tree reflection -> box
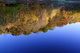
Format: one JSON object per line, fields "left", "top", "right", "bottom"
{"left": 0, "top": 2, "right": 80, "bottom": 36}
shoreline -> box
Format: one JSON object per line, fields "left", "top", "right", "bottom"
{"left": 0, "top": 1, "right": 80, "bottom": 4}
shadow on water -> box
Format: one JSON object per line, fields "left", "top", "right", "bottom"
{"left": 0, "top": 1, "right": 80, "bottom": 36}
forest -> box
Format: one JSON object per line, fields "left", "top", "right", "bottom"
{"left": 0, "top": 1, "right": 80, "bottom": 36}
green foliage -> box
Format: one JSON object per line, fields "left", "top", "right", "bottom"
{"left": 9, "top": 27, "right": 23, "bottom": 36}
{"left": 0, "top": 2, "right": 80, "bottom": 36}
{"left": 24, "top": 31, "right": 31, "bottom": 35}
{"left": 41, "top": 27, "right": 48, "bottom": 33}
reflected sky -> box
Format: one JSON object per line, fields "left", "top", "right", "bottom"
{"left": 0, "top": 23, "right": 80, "bottom": 53}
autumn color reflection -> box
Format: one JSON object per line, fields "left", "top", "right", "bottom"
{"left": 0, "top": 2, "right": 80, "bottom": 36}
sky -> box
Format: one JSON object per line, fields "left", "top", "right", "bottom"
{"left": 0, "top": 22, "right": 80, "bottom": 53}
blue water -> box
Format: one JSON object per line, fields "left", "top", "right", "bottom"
{"left": 0, "top": 22, "right": 80, "bottom": 53}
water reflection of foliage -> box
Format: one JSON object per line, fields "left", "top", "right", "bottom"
{"left": 0, "top": 3, "right": 80, "bottom": 36}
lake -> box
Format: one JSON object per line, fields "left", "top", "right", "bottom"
{"left": 0, "top": 1, "right": 80, "bottom": 53}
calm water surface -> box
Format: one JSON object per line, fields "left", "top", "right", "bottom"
{"left": 0, "top": 1, "right": 80, "bottom": 53}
